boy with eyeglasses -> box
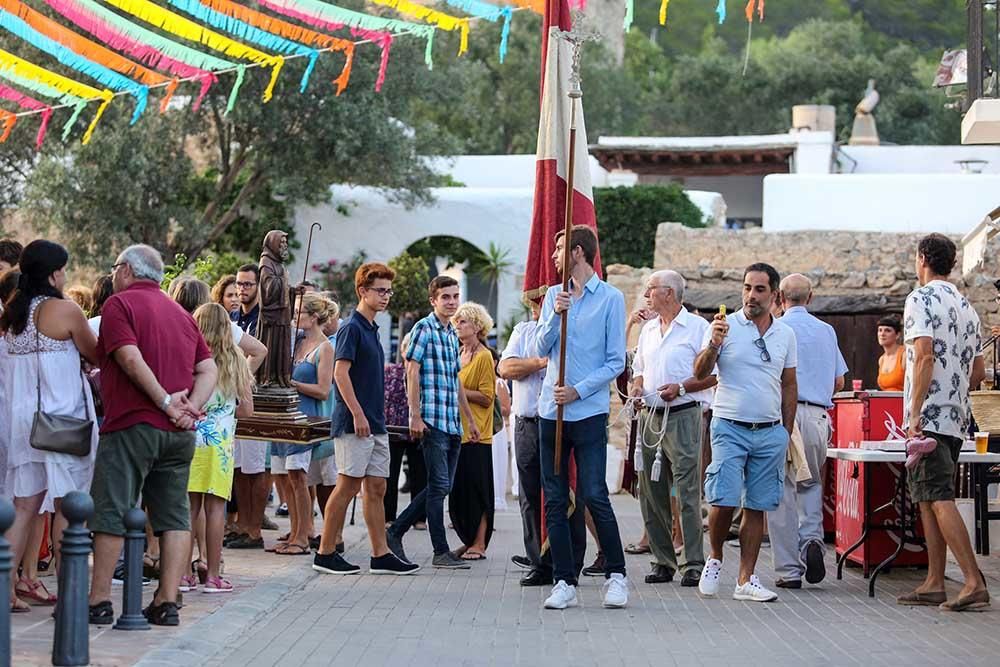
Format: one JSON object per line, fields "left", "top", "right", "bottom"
{"left": 693, "top": 262, "right": 798, "bottom": 603}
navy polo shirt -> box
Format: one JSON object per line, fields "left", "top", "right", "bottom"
{"left": 330, "top": 310, "right": 386, "bottom": 437}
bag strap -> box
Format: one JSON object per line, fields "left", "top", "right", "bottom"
{"left": 33, "top": 298, "right": 92, "bottom": 422}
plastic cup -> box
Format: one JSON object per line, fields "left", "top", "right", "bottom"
{"left": 852, "top": 379, "right": 863, "bottom": 391}
{"left": 975, "top": 432, "right": 990, "bottom": 455}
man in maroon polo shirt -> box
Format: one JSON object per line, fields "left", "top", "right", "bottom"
{"left": 87, "top": 244, "right": 218, "bottom": 627}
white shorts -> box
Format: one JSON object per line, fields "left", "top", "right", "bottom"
{"left": 234, "top": 440, "right": 268, "bottom": 475}
{"left": 307, "top": 454, "right": 339, "bottom": 486}
{"left": 271, "top": 450, "right": 312, "bottom": 474}
{"left": 334, "top": 433, "right": 390, "bottom": 479}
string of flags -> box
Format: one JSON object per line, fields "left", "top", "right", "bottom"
{"left": 0, "top": 1, "right": 764, "bottom": 148}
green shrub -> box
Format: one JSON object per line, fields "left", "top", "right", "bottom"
{"left": 594, "top": 185, "right": 706, "bottom": 268}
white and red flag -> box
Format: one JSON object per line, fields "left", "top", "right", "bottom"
{"left": 522, "top": 0, "right": 600, "bottom": 303}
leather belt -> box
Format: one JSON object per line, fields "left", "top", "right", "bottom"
{"left": 798, "top": 401, "right": 829, "bottom": 410}
{"left": 720, "top": 417, "right": 782, "bottom": 431}
{"left": 647, "top": 401, "right": 700, "bottom": 416}
{"left": 517, "top": 416, "right": 539, "bottom": 423}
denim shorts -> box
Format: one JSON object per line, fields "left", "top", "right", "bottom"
{"left": 704, "top": 417, "right": 789, "bottom": 512}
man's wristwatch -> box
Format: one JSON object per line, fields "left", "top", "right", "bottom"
{"left": 160, "top": 394, "right": 172, "bottom": 412}
{"left": 677, "top": 384, "right": 687, "bottom": 397}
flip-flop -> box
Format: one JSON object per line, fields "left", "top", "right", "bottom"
{"left": 274, "top": 544, "right": 311, "bottom": 556}
{"left": 461, "top": 550, "right": 487, "bottom": 561}
{"left": 15, "top": 578, "right": 56, "bottom": 605}
{"left": 276, "top": 532, "right": 291, "bottom": 543}
{"left": 624, "top": 543, "right": 651, "bottom": 555}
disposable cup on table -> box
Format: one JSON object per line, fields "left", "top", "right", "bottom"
{"left": 975, "top": 431, "right": 990, "bottom": 455}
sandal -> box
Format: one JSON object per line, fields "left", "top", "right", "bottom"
{"left": 227, "top": 535, "right": 265, "bottom": 550}
{"left": 276, "top": 532, "right": 291, "bottom": 543}
{"left": 192, "top": 559, "right": 208, "bottom": 585}
{"left": 624, "top": 543, "right": 651, "bottom": 555}
{"left": 11, "top": 596, "right": 31, "bottom": 614}
{"left": 16, "top": 577, "right": 57, "bottom": 605}
{"left": 143, "top": 599, "right": 179, "bottom": 626}
{"left": 274, "top": 543, "right": 311, "bottom": 556}
{"left": 461, "top": 550, "right": 487, "bottom": 561}
{"left": 143, "top": 555, "right": 160, "bottom": 580}
{"left": 88, "top": 600, "right": 114, "bottom": 625}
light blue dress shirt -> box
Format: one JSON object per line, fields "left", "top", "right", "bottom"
{"left": 535, "top": 272, "right": 626, "bottom": 421}
{"left": 780, "top": 306, "right": 848, "bottom": 407}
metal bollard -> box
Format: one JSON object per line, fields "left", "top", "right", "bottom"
{"left": 114, "top": 508, "right": 149, "bottom": 631}
{"left": 0, "top": 498, "right": 15, "bottom": 667}
{"left": 52, "top": 491, "right": 93, "bottom": 667}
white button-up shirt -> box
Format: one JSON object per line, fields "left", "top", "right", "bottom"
{"left": 632, "top": 308, "right": 714, "bottom": 409}
{"left": 705, "top": 308, "right": 797, "bottom": 422}
{"left": 501, "top": 320, "right": 545, "bottom": 418}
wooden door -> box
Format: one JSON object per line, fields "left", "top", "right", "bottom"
{"left": 816, "top": 313, "right": 896, "bottom": 391}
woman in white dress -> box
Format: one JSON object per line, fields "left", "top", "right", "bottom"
{"left": 0, "top": 240, "right": 98, "bottom": 612}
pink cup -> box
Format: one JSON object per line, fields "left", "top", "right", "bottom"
{"left": 852, "top": 379, "right": 863, "bottom": 391}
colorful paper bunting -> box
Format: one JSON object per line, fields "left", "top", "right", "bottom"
{"left": 441, "top": 0, "right": 511, "bottom": 62}
{"left": 198, "top": 0, "right": 355, "bottom": 94}
{"left": 659, "top": 0, "right": 669, "bottom": 25}
{"left": 716, "top": 0, "right": 726, "bottom": 23}
{"left": 0, "top": 10, "right": 149, "bottom": 122}
{"left": 745, "top": 0, "right": 764, "bottom": 22}
{"left": 0, "top": 68, "right": 89, "bottom": 140}
{"left": 623, "top": 0, "right": 633, "bottom": 31}
{"left": 0, "top": 47, "right": 112, "bottom": 143}
{"left": 99, "top": 0, "right": 284, "bottom": 102}
{"left": 0, "top": 83, "right": 52, "bottom": 147}
{"left": 0, "top": 108, "right": 16, "bottom": 142}
{"left": 370, "top": 0, "right": 469, "bottom": 56}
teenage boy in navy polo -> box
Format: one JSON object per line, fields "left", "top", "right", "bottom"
{"left": 313, "top": 263, "right": 418, "bottom": 575}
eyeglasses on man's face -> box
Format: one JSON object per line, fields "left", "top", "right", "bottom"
{"left": 754, "top": 337, "right": 771, "bottom": 363}
{"left": 366, "top": 287, "right": 394, "bottom": 297}
{"left": 236, "top": 281, "right": 257, "bottom": 289}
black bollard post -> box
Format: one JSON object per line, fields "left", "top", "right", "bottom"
{"left": 0, "top": 498, "right": 15, "bottom": 667}
{"left": 52, "top": 491, "right": 93, "bottom": 667}
{"left": 114, "top": 508, "right": 149, "bottom": 631}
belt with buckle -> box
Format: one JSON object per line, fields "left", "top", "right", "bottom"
{"left": 518, "top": 416, "right": 539, "bottom": 423}
{"left": 721, "top": 418, "right": 782, "bottom": 431}
{"left": 647, "top": 401, "right": 700, "bottom": 416}
{"left": 797, "top": 401, "right": 829, "bottom": 410}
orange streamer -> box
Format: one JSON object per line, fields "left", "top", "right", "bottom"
{"left": 0, "top": 108, "right": 15, "bottom": 142}
{"left": 510, "top": 0, "right": 544, "bottom": 14}
{"left": 198, "top": 0, "right": 355, "bottom": 94}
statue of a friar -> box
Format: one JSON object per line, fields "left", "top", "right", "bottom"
{"left": 256, "top": 230, "right": 298, "bottom": 388}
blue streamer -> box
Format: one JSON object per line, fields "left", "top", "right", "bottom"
{"left": 166, "top": 0, "right": 319, "bottom": 91}
{"left": 441, "top": 0, "right": 510, "bottom": 62}
{"left": 0, "top": 10, "right": 147, "bottom": 123}
{"left": 716, "top": 0, "right": 726, "bottom": 24}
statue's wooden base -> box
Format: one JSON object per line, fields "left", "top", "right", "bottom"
{"left": 235, "top": 386, "right": 330, "bottom": 444}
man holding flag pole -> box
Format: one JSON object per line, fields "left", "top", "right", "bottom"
{"left": 526, "top": 0, "right": 629, "bottom": 611}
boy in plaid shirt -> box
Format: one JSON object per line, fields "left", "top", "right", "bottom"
{"left": 388, "top": 276, "right": 479, "bottom": 569}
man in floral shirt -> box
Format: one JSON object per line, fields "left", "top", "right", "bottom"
{"left": 899, "top": 233, "right": 988, "bottom": 612}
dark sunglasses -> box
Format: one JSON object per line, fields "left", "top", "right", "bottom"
{"left": 754, "top": 337, "right": 771, "bottom": 363}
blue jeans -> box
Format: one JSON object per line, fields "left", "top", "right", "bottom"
{"left": 539, "top": 414, "right": 626, "bottom": 585}
{"left": 391, "top": 426, "right": 461, "bottom": 555}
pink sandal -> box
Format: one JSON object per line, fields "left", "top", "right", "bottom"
{"left": 15, "top": 577, "right": 56, "bottom": 605}
{"left": 905, "top": 436, "right": 937, "bottom": 469}
{"left": 179, "top": 574, "right": 199, "bottom": 592}
{"left": 202, "top": 576, "right": 233, "bottom": 593}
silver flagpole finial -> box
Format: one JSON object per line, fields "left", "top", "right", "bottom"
{"left": 554, "top": 10, "right": 602, "bottom": 98}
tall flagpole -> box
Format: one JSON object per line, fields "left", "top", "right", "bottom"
{"left": 552, "top": 14, "right": 600, "bottom": 475}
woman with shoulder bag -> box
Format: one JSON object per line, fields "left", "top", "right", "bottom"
{"left": 0, "top": 240, "right": 98, "bottom": 612}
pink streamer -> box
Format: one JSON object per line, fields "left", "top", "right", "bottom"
{"left": 43, "top": 0, "right": 217, "bottom": 110}
{"left": 256, "top": 0, "right": 392, "bottom": 92}
{"left": 0, "top": 83, "right": 52, "bottom": 148}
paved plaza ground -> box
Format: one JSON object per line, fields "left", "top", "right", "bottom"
{"left": 11, "top": 494, "right": 1000, "bottom": 666}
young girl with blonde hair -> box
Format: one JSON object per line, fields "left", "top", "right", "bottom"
{"left": 184, "top": 303, "right": 255, "bottom": 593}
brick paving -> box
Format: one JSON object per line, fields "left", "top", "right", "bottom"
{"left": 11, "top": 494, "right": 1000, "bottom": 666}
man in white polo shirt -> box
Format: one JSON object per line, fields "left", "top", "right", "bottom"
{"left": 630, "top": 270, "right": 717, "bottom": 587}
{"left": 693, "top": 263, "right": 798, "bottom": 603}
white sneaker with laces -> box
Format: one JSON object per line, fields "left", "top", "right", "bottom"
{"left": 603, "top": 573, "right": 629, "bottom": 609}
{"left": 699, "top": 558, "right": 722, "bottom": 597}
{"left": 733, "top": 574, "right": 778, "bottom": 602}
{"left": 544, "top": 580, "right": 578, "bottom": 610}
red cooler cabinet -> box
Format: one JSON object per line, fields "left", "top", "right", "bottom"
{"left": 832, "top": 391, "right": 928, "bottom": 570}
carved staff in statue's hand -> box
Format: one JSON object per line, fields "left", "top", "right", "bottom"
{"left": 293, "top": 222, "right": 323, "bottom": 333}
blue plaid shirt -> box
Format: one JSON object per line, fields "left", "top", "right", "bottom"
{"left": 406, "top": 313, "right": 462, "bottom": 435}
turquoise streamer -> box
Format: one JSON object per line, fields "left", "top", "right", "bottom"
{"left": 0, "top": 10, "right": 147, "bottom": 123}
{"left": 716, "top": 0, "right": 726, "bottom": 23}
{"left": 225, "top": 63, "right": 244, "bottom": 113}
{"left": 441, "top": 0, "right": 511, "bottom": 62}
{"left": 623, "top": 0, "right": 633, "bottom": 31}
{"left": 0, "top": 68, "right": 84, "bottom": 139}
{"left": 165, "top": 0, "right": 319, "bottom": 92}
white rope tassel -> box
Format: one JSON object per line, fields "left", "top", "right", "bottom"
{"left": 633, "top": 434, "right": 644, "bottom": 472}
{"left": 650, "top": 447, "right": 663, "bottom": 482}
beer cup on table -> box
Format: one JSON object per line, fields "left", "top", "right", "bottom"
{"left": 975, "top": 431, "right": 990, "bottom": 455}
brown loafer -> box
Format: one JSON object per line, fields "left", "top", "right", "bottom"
{"left": 896, "top": 590, "right": 946, "bottom": 606}
{"left": 940, "top": 588, "right": 990, "bottom": 612}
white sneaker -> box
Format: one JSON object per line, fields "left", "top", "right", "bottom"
{"left": 544, "top": 580, "right": 578, "bottom": 610}
{"left": 699, "top": 558, "right": 722, "bottom": 597}
{"left": 733, "top": 574, "right": 778, "bottom": 602}
{"left": 602, "top": 573, "right": 629, "bottom": 609}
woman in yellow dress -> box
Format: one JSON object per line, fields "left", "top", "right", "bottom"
{"left": 449, "top": 302, "right": 497, "bottom": 561}
{"left": 184, "top": 303, "right": 254, "bottom": 593}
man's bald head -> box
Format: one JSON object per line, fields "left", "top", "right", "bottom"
{"left": 780, "top": 273, "right": 812, "bottom": 306}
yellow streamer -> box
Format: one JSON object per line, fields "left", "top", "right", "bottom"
{"left": 659, "top": 0, "right": 669, "bottom": 25}
{"left": 370, "top": 0, "right": 470, "bottom": 55}
{"left": 100, "top": 0, "right": 284, "bottom": 101}
{"left": 0, "top": 47, "right": 112, "bottom": 143}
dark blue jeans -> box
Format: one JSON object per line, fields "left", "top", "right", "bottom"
{"left": 391, "top": 426, "right": 461, "bottom": 555}
{"left": 539, "top": 414, "right": 626, "bottom": 585}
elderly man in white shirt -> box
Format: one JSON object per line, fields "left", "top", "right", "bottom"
{"left": 629, "top": 270, "right": 717, "bottom": 587}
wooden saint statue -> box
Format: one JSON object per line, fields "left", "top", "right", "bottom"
{"left": 256, "top": 230, "right": 296, "bottom": 388}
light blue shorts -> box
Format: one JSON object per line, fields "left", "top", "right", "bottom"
{"left": 704, "top": 417, "right": 789, "bottom": 512}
